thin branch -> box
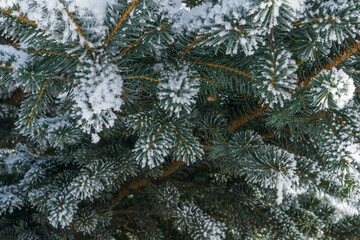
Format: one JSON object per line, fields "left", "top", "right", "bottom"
{"left": 104, "top": 0, "right": 140, "bottom": 45}
{"left": 170, "top": 180, "right": 282, "bottom": 230}
{"left": 130, "top": 75, "right": 162, "bottom": 83}
{"left": 61, "top": 5, "right": 93, "bottom": 52}
{"left": 112, "top": 209, "right": 159, "bottom": 216}
{"left": 27, "top": 81, "right": 47, "bottom": 125}
{"left": 191, "top": 76, "right": 216, "bottom": 84}
{"left": 271, "top": 144, "right": 305, "bottom": 158}
{"left": 119, "top": 38, "right": 143, "bottom": 57}
{"left": 182, "top": 35, "right": 209, "bottom": 57}
{"left": 111, "top": 161, "right": 185, "bottom": 203}
{"left": 172, "top": 126, "right": 191, "bottom": 152}
{"left": 301, "top": 40, "right": 360, "bottom": 87}
{"left": 228, "top": 104, "right": 270, "bottom": 133}
{"left": 337, "top": 224, "right": 360, "bottom": 236}
{"left": 0, "top": 8, "right": 38, "bottom": 27}
{"left": 245, "top": 202, "right": 282, "bottom": 230}
{"left": 261, "top": 133, "right": 278, "bottom": 139}
{"left": 292, "top": 17, "right": 341, "bottom": 27}
{"left": 146, "top": 124, "right": 165, "bottom": 154}
{"left": 192, "top": 61, "right": 254, "bottom": 79}
{"left": 111, "top": 24, "right": 166, "bottom": 63}
{"left": 32, "top": 49, "right": 79, "bottom": 60}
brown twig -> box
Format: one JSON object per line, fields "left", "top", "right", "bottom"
{"left": 27, "top": 81, "right": 47, "bottom": 125}
{"left": 300, "top": 40, "right": 360, "bottom": 87}
{"left": 228, "top": 104, "right": 270, "bottom": 133}
{"left": 111, "top": 161, "right": 185, "bottom": 203}
{"left": 130, "top": 75, "right": 162, "bottom": 83}
{"left": 104, "top": 0, "right": 140, "bottom": 45}
{"left": 182, "top": 35, "right": 209, "bottom": 57}
{"left": 0, "top": 8, "right": 38, "bottom": 27}
{"left": 62, "top": 6, "right": 92, "bottom": 52}
{"left": 192, "top": 61, "right": 254, "bottom": 79}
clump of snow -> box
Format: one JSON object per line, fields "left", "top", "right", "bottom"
{"left": 255, "top": 47, "right": 297, "bottom": 107}
{"left": 68, "top": 0, "right": 115, "bottom": 23}
{"left": 91, "top": 133, "right": 100, "bottom": 144}
{"left": 174, "top": 201, "right": 226, "bottom": 240}
{"left": 346, "top": 143, "right": 360, "bottom": 164}
{"left": 275, "top": 159, "right": 298, "bottom": 205}
{"left": 313, "top": 69, "right": 355, "bottom": 109}
{"left": 132, "top": 121, "right": 175, "bottom": 168}
{"left": 330, "top": 69, "right": 355, "bottom": 109}
{"left": 316, "top": 191, "right": 359, "bottom": 220}
{"left": 0, "top": 44, "right": 28, "bottom": 69}
{"left": 2, "top": 0, "right": 113, "bottom": 47}
{"left": 0, "top": 45, "right": 28, "bottom": 101}
{"left": 252, "top": 0, "right": 284, "bottom": 29}
{"left": 47, "top": 192, "right": 78, "bottom": 228}
{"left": 163, "top": 0, "right": 249, "bottom": 30}
{"left": 158, "top": 62, "right": 199, "bottom": 116}
{"left": 72, "top": 58, "right": 123, "bottom": 142}
{"left": 162, "top": 0, "right": 258, "bottom": 55}
{"left": 2, "top": 0, "right": 114, "bottom": 24}
{"left": 249, "top": 0, "right": 304, "bottom": 32}
{"left": 0, "top": 185, "right": 24, "bottom": 215}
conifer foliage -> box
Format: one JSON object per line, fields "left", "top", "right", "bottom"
{"left": 1, "top": 0, "right": 360, "bottom": 239}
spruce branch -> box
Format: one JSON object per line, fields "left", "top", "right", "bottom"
{"left": 110, "top": 24, "right": 166, "bottom": 64}
{"left": 228, "top": 104, "right": 270, "bottom": 133}
{"left": 271, "top": 144, "right": 305, "bottom": 158}
{"left": 119, "top": 38, "right": 143, "bottom": 57}
{"left": 32, "top": 49, "right": 79, "bottom": 60}
{"left": 170, "top": 180, "right": 282, "bottom": 230}
{"left": 146, "top": 123, "right": 165, "bottom": 153}
{"left": 172, "top": 126, "right": 191, "bottom": 152}
{"left": 182, "top": 35, "right": 209, "bottom": 57}
{"left": 61, "top": 4, "right": 93, "bottom": 52}
{"left": 27, "top": 80, "right": 47, "bottom": 126}
{"left": 192, "top": 61, "right": 254, "bottom": 79}
{"left": 0, "top": 8, "right": 38, "bottom": 27}
{"left": 300, "top": 39, "right": 360, "bottom": 87}
{"left": 104, "top": 0, "right": 140, "bottom": 46}
{"left": 292, "top": 17, "right": 342, "bottom": 27}
{"left": 111, "top": 161, "right": 185, "bottom": 203}
{"left": 130, "top": 75, "right": 162, "bottom": 83}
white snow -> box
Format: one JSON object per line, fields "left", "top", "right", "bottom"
{"left": 331, "top": 69, "right": 355, "bottom": 109}
{"left": 1, "top": 0, "right": 113, "bottom": 47}
{"left": 315, "top": 69, "right": 355, "bottom": 109}
{"left": 158, "top": 63, "right": 199, "bottom": 116}
{"left": 0, "top": 44, "right": 28, "bottom": 69}
{"left": 1, "top": 0, "right": 114, "bottom": 23}
{"left": 0, "top": 185, "right": 23, "bottom": 215}
{"left": 72, "top": 58, "right": 123, "bottom": 142}
{"left": 316, "top": 191, "right": 359, "bottom": 219}
{"left": 163, "top": 0, "right": 258, "bottom": 55}
{"left": 67, "top": 0, "right": 115, "bottom": 23}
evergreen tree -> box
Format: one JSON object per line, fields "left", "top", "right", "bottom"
{"left": 1, "top": 0, "right": 360, "bottom": 239}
